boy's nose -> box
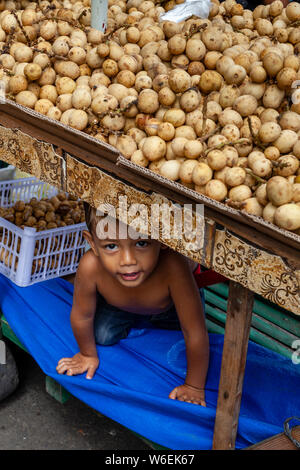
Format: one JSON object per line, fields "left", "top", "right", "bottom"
{"left": 120, "top": 249, "right": 137, "bottom": 266}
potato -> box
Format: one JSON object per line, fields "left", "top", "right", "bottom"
{"left": 163, "top": 108, "right": 185, "bottom": 128}
{"left": 263, "top": 202, "right": 277, "bottom": 224}
{"left": 56, "top": 77, "right": 76, "bottom": 95}
{"left": 68, "top": 109, "right": 88, "bottom": 131}
{"left": 115, "top": 135, "right": 137, "bottom": 159}
{"left": 292, "top": 183, "right": 300, "bottom": 203}
{"left": 266, "top": 176, "right": 293, "bottom": 206}
{"left": 72, "top": 87, "right": 91, "bottom": 110}
{"left": 225, "top": 167, "right": 246, "bottom": 187}
{"left": 273, "top": 130, "right": 298, "bottom": 154}
{"left": 137, "top": 89, "right": 159, "bottom": 114}
{"left": 199, "top": 70, "right": 223, "bottom": 93}
{"left": 275, "top": 155, "right": 299, "bottom": 177}
{"left": 16, "top": 90, "right": 37, "bottom": 108}
{"left": 54, "top": 60, "right": 80, "bottom": 80}
{"left": 184, "top": 140, "right": 203, "bottom": 159}
{"left": 233, "top": 95, "right": 258, "bottom": 117}
{"left": 171, "top": 137, "right": 188, "bottom": 157}
{"left": 255, "top": 183, "right": 268, "bottom": 206}
{"left": 223, "top": 65, "right": 247, "bottom": 85}
{"left": 274, "top": 204, "right": 300, "bottom": 231}
{"left": 160, "top": 160, "right": 181, "bottom": 181}
{"left": 219, "top": 85, "right": 240, "bottom": 108}
{"left": 157, "top": 122, "right": 175, "bottom": 141}
{"left": 219, "top": 109, "right": 243, "bottom": 128}
{"left": 207, "top": 149, "right": 227, "bottom": 171}
{"left": 131, "top": 149, "right": 148, "bottom": 167}
{"left": 185, "top": 38, "right": 206, "bottom": 61}
{"left": 9, "top": 75, "right": 28, "bottom": 95}
{"left": 142, "top": 136, "right": 166, "bottom": 161}
{"left": 278, "top": 112, "right": 300, "bottom": 133}
{"left": 192, "top": 163, "right": 213, "bottom": 186}
{"left": 40, "top": 85, "right": 58, "bottom": 104}
{"left": 242, "top": 197, "right": 263, "bottom": 217}
{"left": 229, "top": 185, "right": 252, "bottom": 202}
{"left": 168, "top": 69, "right": 191, "bottom": 93}
{"left": 34, "top": 99, "right": 53, "bottom": 115}
{"left": 179, "top": 160, "right": 198, "bottom": 184}
{"left": 180, "top": 89, "right": 200, "bottom": 113}
{"left": 206, "top": 179, "right": 228, "bottom": 202}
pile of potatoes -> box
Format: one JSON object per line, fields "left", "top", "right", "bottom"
{"left": 0, "top": 191, "right": 85, "bottom": 230}
{"left": 1, "top": 0, "right": 300, "bottom": 233}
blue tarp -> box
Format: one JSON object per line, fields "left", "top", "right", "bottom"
{"left": 0, "top": 273, "right": 299, "bottom": 450}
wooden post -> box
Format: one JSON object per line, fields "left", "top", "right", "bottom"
{"left": 212, "top": 281, "right": 254, "bottom": 450}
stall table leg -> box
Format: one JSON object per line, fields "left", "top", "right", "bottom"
{"left": 212, "top": 281, "right": 254, "bottom": 450}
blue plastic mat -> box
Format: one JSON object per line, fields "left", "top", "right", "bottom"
{"left": 0, "top": 273, "right": 299, "bottom": 450}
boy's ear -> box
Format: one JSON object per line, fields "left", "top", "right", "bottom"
{"left": 83, "top": 230, "right": 99, "bottom": 257}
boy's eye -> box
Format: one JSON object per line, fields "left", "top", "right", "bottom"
{"left": 104, "top": 243, "right": 118, "bottom": 251}
{"left": 136, "top": 240, "right": 149, "bottom": 248}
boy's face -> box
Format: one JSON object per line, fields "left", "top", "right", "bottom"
{"left": 83, "top": 228, "right": 162, "bottom": 288}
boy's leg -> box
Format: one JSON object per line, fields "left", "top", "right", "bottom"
{"left": 94, "top": 303, "right": 138, "bottom": 346}
{"left": 149, "top": 306, "right": 181, "bottom": 330}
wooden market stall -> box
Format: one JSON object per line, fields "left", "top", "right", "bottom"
{"left": 0, "top": 100, "right": 299, "bottom": 450}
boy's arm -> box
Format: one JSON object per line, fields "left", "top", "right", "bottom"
{"left": 56, "top": 252, "right": 99, "bottom": 379}
{"left": 168, "top": 254, "right": 209, "bottom": 405}
{"left": 70, "top": 253, "right": 98, "bottom": 357}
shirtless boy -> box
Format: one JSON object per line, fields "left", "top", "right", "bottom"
{"left": 56, "top": 204, "right": 209, "bottom": 406}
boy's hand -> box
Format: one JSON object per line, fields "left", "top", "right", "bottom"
{"left": 56, "top": 352, "right": 99, "bottom": 379}
{"left": 169, "top": 384, "right": 206, "bottom": 406}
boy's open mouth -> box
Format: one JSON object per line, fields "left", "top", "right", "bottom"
{"left": 119, "top": 272, "right": 141, "bottom": 281}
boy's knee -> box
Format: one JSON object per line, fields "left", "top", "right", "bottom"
{"left": 95, "top": 326, "right": 118, "bottom": 346}
{"left": 94, "top": 323, "right": 129, "bottom": 346}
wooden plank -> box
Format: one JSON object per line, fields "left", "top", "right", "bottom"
{"left": 204, "top": 304, "right": 295, "bottom": 360}
{"left": 204, "top": 290, "right": 299, "bottom": 347}
{"left": 206, "top": 209, "right": 300, "bottom": 270}
{"left": 207, "top": 284, "right": 300, "bottom": 337}
{"left": 45, "top": 376, "right": 71, "bottom": 404}
{"left": 245, "top": 426, "right": 300, "bottom": 450}
{"left": 212, "top": 281, "right": 254, "bottom": 450}
{"left": 0, "top": 314, "right": 28, "bottom": 353}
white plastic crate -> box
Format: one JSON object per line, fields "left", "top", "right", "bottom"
{"left": 0, "top": 177, "right": 87, "bottom": 287}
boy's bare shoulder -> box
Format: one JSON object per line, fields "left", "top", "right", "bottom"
{"left": 161, "top": 248, "right": 193, "bottom": 276}
{"left": 77, "top": 249, "right": 102, "bottom": 277}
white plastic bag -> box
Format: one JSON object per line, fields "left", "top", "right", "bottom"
{"left": 160, "top": 0, "right": 212, "bottom": 23}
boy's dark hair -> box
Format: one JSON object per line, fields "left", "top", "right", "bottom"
{"left": 83, "top": 202, "right": 108, "bottom": 236}
{"left": 83, "top": 201, "right": 94, "bottom": 233}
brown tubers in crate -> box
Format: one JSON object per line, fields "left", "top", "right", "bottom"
{"left": 0, "top": 190, "right": 83, "bottom": 231}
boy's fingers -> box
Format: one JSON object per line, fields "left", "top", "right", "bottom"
{"left": 86, "top": 364, "right": 97, "bottom": 379}
{"left": 56, "top": 364, "right": 69, "bottom": 374}
{"left": 169, "top": 388, "right": 178, "bottom": 399}
{"left": 66, "top": 367, "right": 83, "bottom": 375}
{"left": 57, "top": 358, "right": 73, "bottom": 366}
{"left": 57, "top": 362, "right": 78, "bottom": 375}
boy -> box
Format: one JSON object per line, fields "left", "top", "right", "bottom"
{"left": 56, "top": 204, "right": 209, "bottom": 406}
